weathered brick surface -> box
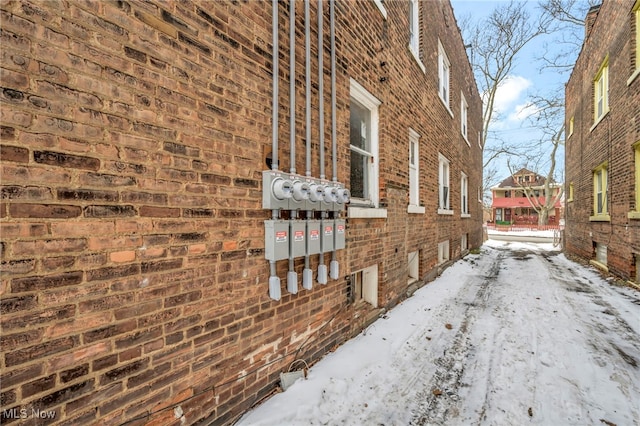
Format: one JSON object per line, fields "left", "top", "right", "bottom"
{"left": 0, "top": 1, "right": 481, "bottom": 425}
{"left": 565, "top": 0, "right": 640, "bottom": 281}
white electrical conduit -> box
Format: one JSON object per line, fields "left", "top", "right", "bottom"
{"left": 287, "top": 0, "right": 298, "bottom": 294}
{"left": 303, "top": 0, "right": 313, "bottom": 290}
{"left": 269, "top": 0, "right": 281, "bottom": 301}
{"left": 329, "top": 0, "right": 339, "bottom": 280}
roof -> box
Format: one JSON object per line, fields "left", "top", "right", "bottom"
{"left": 493, "top": 168, "right": 556, "bottom": 189}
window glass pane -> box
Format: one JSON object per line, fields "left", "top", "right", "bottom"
{"left": 350, "top": 150, "right": 367, "bottom": 199}
{"left": 350, "top": 101, "right": 370, "bottom": 152}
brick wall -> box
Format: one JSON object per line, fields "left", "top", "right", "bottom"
{"left": 1, "top": 1, "right": 482, "bottom": 425}
{"left": 565, "top": 0, "right": 640, "bottom": 281}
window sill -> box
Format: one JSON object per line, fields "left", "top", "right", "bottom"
{"left": 462, "top": 135, "right": 470, "bottom": 146}
{"left": 348, "top": 206, "right": 387, "bottom": 219}
{"left": 590, "top": 259, "right": 609, "bottom": 273}
{"left": 409, "top": 46, "right": 426, "bottom": 73}
{"left": 627, "top": 68, "right": 640, "bottom": 86}
{"left": 628, "top": 211, "right": 640, "bottom": 220}
{"left": 590, "top": 110, "right": 609, "bottom": 132}
{"left": 589, "top": 214, "right": 611, "bottom": 222}
{"left": 461, "top": 213, "right": 471, "bottom": 218}
{"left": 408, "top": 205, "right": 425, "bottom": 214}
{"left": 438, "top": 208, "right": 454, "bottom": 215}
{"left": 373, "top": 0, "right": 387, "bottom": 19}
{"left": 439, "top": 96, "right": 454, "bottom": 118}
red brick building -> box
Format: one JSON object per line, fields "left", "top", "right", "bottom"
{"left": 0, "top": 1, "right": 482, "bottom": 424}
{"left": 564, "top": 0, "right": 640, "bottom": 284}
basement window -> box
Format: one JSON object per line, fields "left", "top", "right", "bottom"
{"left": 349, "top": 264, "right": 378, "bottom": 307}
{"left": 630, "top": 142, "right": 640, "bottom": 219}
{"left": 461, "top": 233, "right": 468, "bottom": 252}
{"left": 408, "top": 251, "right": 419, "bottom": 284}
{"left": 438, "top": 240, "right": 450, "bottom": 264}
{"left": 591, "top": 241, "right": 608, "bottom": 271}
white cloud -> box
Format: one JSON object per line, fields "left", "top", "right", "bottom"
{"left": 493, "top": 75, "right": 531, "bottom": 115}
{"left": 508, "top": 101, "right": 540, "bottom": 122}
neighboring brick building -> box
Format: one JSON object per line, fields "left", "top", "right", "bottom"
{"left": 565, "top": 0, "right": 640, "bottom": 284}
{"left": 0, "top": 1, "right": 482, "bottom": 425}
{"left": 490, "top": 168, "right": 562, "bottom": 225}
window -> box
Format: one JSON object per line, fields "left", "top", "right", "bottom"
{"left": 461, "top": 93, "right": 468, "bottom": 142}
{"left": 495, "top": 208, "right": 502, "bottom": 222}
{"left": 568, "top": 116, "right": 574, "bottom": 137}
{"left": 590, "top": 162, "right": 609, "bottom": 221}
{"left": 438, "top": 240, "right": 450, "bottom": 264}
{"left": 349, "top": 264, "right": 378, "bottom": 307}
{"left": 408, "top": 251, "right": 419, "bottom": 284}
{"left": 593, "top": 57, "right": 609, "bottom": 124}
{"left": 461, "top": 233, "right": 468, "bottom": 252}
{"left": 438, "top": 154, "right": 452, "bottom": 214}
{"left": 568, "top": 182, "right": 574, "bottom": 202}
{"left": 631, "top": 142, "right": 640, "bottom": 219}
{"left": 461, "top": 172, "right": 469, "bottom": 217}
{"left": 409, "top": 0, "right": 419, "bottom": 54}
{"left": 408, "top": 129, "right": 424, "bottom": 213}
{"left": 592, "top": 241, "right": 608, "bottom": 270}
{"left": 438, "top": 40, "right": 451, "bottom": 111}
{"left": 349, "top": 79, "right": 381, "bottom": 210}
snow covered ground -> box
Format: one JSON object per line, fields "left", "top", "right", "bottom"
{"left": 237, "top": 240, "right": 640, "bottom": 426}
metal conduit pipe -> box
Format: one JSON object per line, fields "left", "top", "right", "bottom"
{"left": 269, "top": 0, "right": 281, "bottom": 301}
{"left": 317, "top": 0, "right": 329, "bottom": 285}
{"left": 287, "top": 0, "right": 298, "bottom": 294}
{"left": 303, "top": 0, "right": 313, "bottom": 290}
{"left": 328, "top": 0, "right": 340, "bottom": 281}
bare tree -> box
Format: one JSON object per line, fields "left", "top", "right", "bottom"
{"left": 459, "top": 1, "right": 552, "bottom": 199}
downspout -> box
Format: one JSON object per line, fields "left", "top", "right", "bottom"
{"left": 329, "top": 0, "right": 340, "bottom": 280}
{"left": 287, "top": 0, "right": 298, "bottom": 294}
{"left": 269, "top": 0, "right": 281, "bottom": 301}
{"left": 303, "top": 0, "right": 314, "bottom": 290}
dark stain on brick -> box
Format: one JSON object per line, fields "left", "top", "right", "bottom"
{"left": 124, "top": 46, "right": 147, "bottom": 63}
{"left": 86, "top": 264, "right": 140, "bottom": 282}
{"left": 203, "top": 102, "right": 229, "bottom": 118}
{"left": 141, "top": 258, "right": 183, "bottom": 274}
{"left": 221, "top": 250, "right": 246, "bottom": 261}
{"left": 34, "top": 150, "right": 100, "bottom": 171}
{"left": 161, "top": 10, "right": 195, "bottom": 35}
{"left": 12, "top": 271, "right": 83, "bottom": 293}
{"left": 196, "top": 7, "right": 225, "bottom": 29}
{"left": 83, "top": 205, "right": 136, "bottom": 217}
{"left": 2, "top": 88, "right": 24, "bottom": 102}
{"left": 5, "top": 336, "right": 80, "bottom": 367}
{"left": 82, "top": 172, "right": 136, "bottom": 187}
{"left": 0, "top": 294, "right": 37, "bottom": 313}
{"left": 57, "top": 188, "right": 119, "bottom": 202}
{"left": 233, "top": 178, "right": 258, "bottom": 188}
{"left": 22, "top": 374, "right": 56, "bottom": 398}
{"left": 31, "top": 378, "right": 94, "bottom": 409}
{"left": 183, "top": 208, "right": 214, "bottom": 217}
{"left": 60, "top": 364, "right": 89, "bottom": 383}
{"left": 101, "top": 359, "right": 147, "bottom": 385}
{"left": 178, "top": 32, "right": 211, "bottom": 55}
{"left": 201, "top": 173, "right": 231, "bottom": 185}
{"left": 214, "top": 29, "right": 239, "bottom": 49}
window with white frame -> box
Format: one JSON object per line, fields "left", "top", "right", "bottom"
{"left": 438, "top": 154, "right": 452, "bottom": 214}
{"left": 408, "top": 250, "right": 419, "bottom": 284}
{"left": 631, "top": 141, "right": 640, "bottom": 219}
{"left": 408, "top": 129, "right": 424, "bottom": 213}
{"left": 372, "top": 0, "right": 387, "bottom": 19}
{"left": 461, "top": 172, "right": 469, "bottom": 216}
{"left": 461, "top": 233, "right": 468, "bottom": 252}
{"left": 461, "top": 93, "right": 468, "bottom": 142}
{"left": 438, "top": 240, "right": 450, "bottom": 264}
{"left": 350, "top": 79, "right": 380, "bottom": 208}
{"left": 349, "top": 264, "right": 378, "bottom": 307}
{"left": 634, "top": 1, "right": 639, "bottom": 73}
{"left": 591, "top": 162, "right": 609, "bottom": 221}
{"left": 438, "top": 41, "right": 451, "bottom": 110}
{"left": 593, "top": 57, "right": 609, "bottom": 123}
{"left": 408, "top": 0, "right": 423, "bottom": 71}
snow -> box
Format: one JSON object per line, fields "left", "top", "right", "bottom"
{"left": 237, "top": 239, "right": 640, "bottom": 426}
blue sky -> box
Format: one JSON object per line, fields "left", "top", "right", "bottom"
{"left": 450, "top": 0, "right": 580, "bottom": 185}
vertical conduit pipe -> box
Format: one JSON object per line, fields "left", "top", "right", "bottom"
{"left": 317, "top": 0, "right": 329, "bottom": 285}
{"left": 329, "top": 0, "right": 339, "bottom": 280}
{"left": 303, "top": 0, "right": 313, "bottom": 290}
{"left": 287, "top": 0, "right": 298, "bottom": 294}
{"left": 269, "top": 0, "right": 281, "bottom": 301}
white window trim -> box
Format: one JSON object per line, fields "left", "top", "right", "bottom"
{"left": 408, "top": 128, "right": 424, "bottom": 214}
{"left": 373, "top": 0, "right": 387, "bottom": 19}
{"left": 352, "top": 264, "right": 379, "bottom": 307}
{"left": 408, "top": 0, "right": 425, "bottom": 73}
{"left": 348, "top": 79, "right": 384, "bottom": 219}
{"left": 590, "top": 163, "right": 610, "bottom": 222}
{"left": 438, "top": 240, "right": 450, "bottom": 265}
{"left": 630, "top": 141, "right": 640, "bottom": 219}
{"left": 630, "top": 1, "right": 640, "bottom": 85}
{"left": 438, "top": 153, "right": 453, "bottom": 215}
{"left": 461, "top": 172, "right": 470, "bottom": 217}
{"left": 591, "top": 57, "right": 609, "bottom": 130}
{"left": 408, "top": 250, "right": 419, "bottom": 285}
{"left": 461, "top": 92, "right": 469, "bottom": 145}
{"left": 438, "top": 40, "right": 453, "bottom": 117}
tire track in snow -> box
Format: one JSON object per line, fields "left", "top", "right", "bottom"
{"left": 410, "top": 254, "right": 504, "bottom": 425}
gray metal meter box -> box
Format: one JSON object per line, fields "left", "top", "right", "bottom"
{"left": 262, "top": 170, "right": 293, "bottom": 210}
{"left": 322, "top": 220, "right": 334, "bottom": 252}
{"left": 334, "top": 219, "right": 346, "bottom": 250}
{"left": 306, "top": 219, "right": 321, "bottom": 255}
{"left": 290, "top": 220, "right": 306, "bottom": 258}
{"left": 265, "top": 220, "right": 289, "bottom": 261}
